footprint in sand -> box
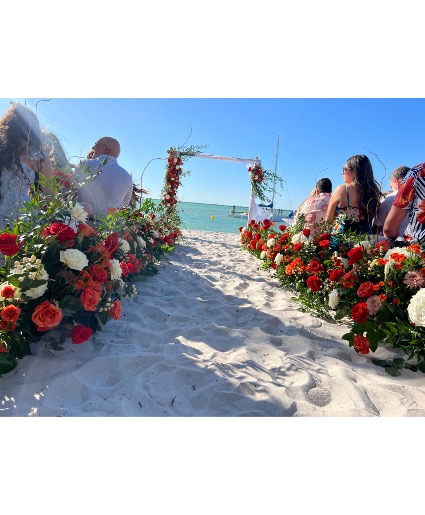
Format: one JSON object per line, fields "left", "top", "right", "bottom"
{"left": 307, "top": 387, "right": 332, "bottom": 407}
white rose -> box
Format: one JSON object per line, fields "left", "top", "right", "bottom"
{"left": 291, "top": 233, "right": 301, "bottom": 244}
{"left": 109, "top": 259, "right": 122, "bottom": 280}
{"left": 137, "top": 236, "right": 146, "bottom": 248}
{"left": 260, "top": 251, "right": 266, "bottom": 259}
{"left": 60, "top": 249, "right": 89, "bottom": 271}
{"left": 69, "top": 202, "right": 88, "bottom": 223}
{"left": 328, "top": 289, "right": 340, "bottom": 309}
{"left": 119, "top": 238, "right": 130, "bottom": 254}
{"left": 266, "top": 238, "right": 275, "bottom": 248}
{"left": 24, "top": 282, "right": 49, "bottom": 300}
{"left": 360, "top": 239, "right": 372, "bottom": 250}
{"left": 407, "top": 288, "right": 425, "bottom": 327}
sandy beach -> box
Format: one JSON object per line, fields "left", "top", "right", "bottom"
{"left": 1, "top": 229, "right": 425, "bottom": 417}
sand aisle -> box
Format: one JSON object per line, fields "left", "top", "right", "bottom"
{"left": 1, "top": 229, "right": 425, "bottom": 417}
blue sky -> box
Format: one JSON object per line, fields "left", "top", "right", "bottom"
{"left": 1, "top": 97, "right": 424, "bottom": 211}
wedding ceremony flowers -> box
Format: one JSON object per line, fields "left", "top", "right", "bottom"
{"left": 240, "top": 216, "right": 425, "bottom": 376}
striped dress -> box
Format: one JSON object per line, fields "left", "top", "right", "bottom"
{"left": 393, "top": 162, "right": 425, "bottom": 243}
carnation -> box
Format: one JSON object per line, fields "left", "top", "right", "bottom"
{"left": 69, "top": 202, "right": 88, "bottom": 223}
{"left": 366, "top": 295, "right": 382, "bottom": 315}
{"left": 60, "top": 249, "right": 89, "bottom": 271}
{"left": 274, "top": 254, "right": 283, "bottom": 265}
{"left": 109, "top": 259, "right": 123, "bottom": 280}
{"left": 407, "top": 288, "right": 425, "bottom": 327}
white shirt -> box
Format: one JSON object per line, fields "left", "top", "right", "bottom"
{"left": 373, "top": 190, "right": 409, "bottom": 239}
{"left": 74, "top": 154, "right": 133, "bottom": 216}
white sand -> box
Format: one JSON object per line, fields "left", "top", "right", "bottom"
{"left": 2, "top": 228, "right": 425, "bottom": 417}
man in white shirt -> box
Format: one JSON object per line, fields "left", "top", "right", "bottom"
{"left": 74, "top": 136, "right": 133, "bottom": 218}
{"left": 372, "top": 165, "right": 410, "bottom": 241}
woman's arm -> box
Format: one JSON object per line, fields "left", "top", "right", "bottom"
{"left": 325, "top": 184, "right": 344, "bottom": 222}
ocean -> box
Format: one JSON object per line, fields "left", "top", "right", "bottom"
{"left": 176, "top": 202, "right": 249, "bottom": 234}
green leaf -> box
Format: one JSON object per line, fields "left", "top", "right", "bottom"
{"left": 385, "top": 366, "right": 401, "bottom": 377}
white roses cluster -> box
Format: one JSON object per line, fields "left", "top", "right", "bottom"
{"left": 407, "top": 288, "right": 425, "bottom": 327}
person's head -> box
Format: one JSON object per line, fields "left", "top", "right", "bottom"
{"left": 342, "top": 154, "right": 381, "bottom": 217}
{"left": 0, "top": 102, "right": 43, "bottom": 171}
{"left": 315, "top": 177, "right": 332, "bottom": 194}
{"left": 389, "top": 165, "right": 410, "bottom": 191}
{"left": 88, "top": 137, "right": 121, "bottom": 159}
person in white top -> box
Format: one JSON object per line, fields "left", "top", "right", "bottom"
{"left": 372, "top": 165, "right": 410, "bottom": 241}
{"left": 74, "top": 136, "right": 133, "bottom": 218}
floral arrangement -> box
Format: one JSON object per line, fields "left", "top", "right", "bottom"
{"left": 240, "top": 216, "right": 425, "bottom": 376}
{"left": 248, "top": 163, "right": 283, "bottom": 204}
{"left": 0, "top": 172, "right": 181, "bottom": 375}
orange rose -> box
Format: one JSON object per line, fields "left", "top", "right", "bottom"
{"left": 77, "top": 223, "right": 98, "bottom": 237}
{"left": 107, "top": 299, "right": 122, "bottom": 320}
{"left": 32, "top": 300, "right": 63, "bottom": 332}
{"left": 1, "top": 304, "right": 21, "bottom": 323}
{"left": 80, "top": 287, "right": 101, "bottom": 311}
{"left": 88, "top": 264, "right": 108, "bottom": 283}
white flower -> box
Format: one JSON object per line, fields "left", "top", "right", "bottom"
{"left": 384, "top": 247, "right": 413, "bottom": 260}
{"left": 274, "top": 253, "right": 283, "bottom": 265}
{"left": 260, "top": 250, "right": 266, "bottom": 259}
{"left": 266, "top": 238, "right": 276, "bottom": 248}
{"left": 328, "top": 289, "right": 339, "bottom": 309}
{"left": 300, "top": 234, "right": 312, "bottom": 244}
{"left": 24, "top": 282, "right": 48, "bottom": 300}
{"left": 152, "top": 231, "right": 160, "bottom": 238}
{"left": 360, "top": 239, "right": 372, "bottom": 250}
{"left": 339, "top": 258, "right": 349, "bottom": 270}
{"left": 407, "top": 288, "right": 425, "bottom": 327}
{"left": 291, "top": 233, "right": 301, "bottom": 244}
{"left": 60, "top": 249, "right": 89, "bottom": 271}
{"left": 109, "top": 259, "right": 122, "bottom": 280}
{"left": 384, "top": 260, "right": 394, "bottom": 278}
{"left": 137, "top": 236, "right": 146, "bottom": 249}
{"left": 119, "top": 238, "right": 130, "bottom": 254}
{"left": 69, "top": 202, "right": 88, "bottom": 223}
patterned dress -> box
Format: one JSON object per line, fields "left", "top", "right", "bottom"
{"left": 393, "top": 162, "right": 425, "bottom": 243}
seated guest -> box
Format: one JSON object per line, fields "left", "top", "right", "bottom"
{"left": 372, "top": 165, "right": 410, "bottom": 241}
{"left": 326, "top": 154, "right": 381, "bottom": 236}
{"left": 0, "top": 102, "right": 54, "bottom": 230}
{"left": 384, "top": 162, "right": 425, "bottom": 243}
{"left": 296, "top": 178, "right": 332, "bottom": 236}
{"left": 74, "top": 136, "right": 133, "bottom": 218}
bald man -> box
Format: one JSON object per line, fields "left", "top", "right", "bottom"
{"left": 74, "top": 136, "right": 133, "bottom": 217}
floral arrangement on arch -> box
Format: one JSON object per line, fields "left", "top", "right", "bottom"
{"left": 0, "top": 172, "right": 181, "bottom": 375}
{"left": 239, "top": 216, "right": 425, "bottom": 376}
{"left": 248, "top": 162, "right": 283, "bottom": 204}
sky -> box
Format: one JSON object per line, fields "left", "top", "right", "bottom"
{"left": 1, "top": 97, "right": 425, "bottom": 211}
{"left": 2, "top": 2, "right": 424, "bottom": 509}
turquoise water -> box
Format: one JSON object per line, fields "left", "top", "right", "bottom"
{"left": 178, "top": 202, "right": 249, "bottom": 233}
{"left": 151, "top": 200, "right": 249, "bottom": 234}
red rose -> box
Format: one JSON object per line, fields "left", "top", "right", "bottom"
{"left": 88, "top": 264, "right": 108, "bottom": 283}
{"left": 328, "top": 269, "right": 344, "bottom": 282}
{"left": 319, "top": 239, "right": 330, "bottom": 249}
{"left": 71, "top": 324, "right": 93, "bottom": 344}
{"left": 308, "top": 260, "right": 324, "bottom": 274}
{"left": 348, "top": 246, "right": 364, "bottom": 264}
{"left": 0, "top": 320, "right": 16, "bottom": 332}
{"left": 354, "top": 334, "right": 370, "bottom": 354}
{"left": 351, "top": 302, "right": 369, "bottom": 323}
{"left": 0, "top": 285, "right": 15, "bottom": 298}
{"left": 0, "top": 233, "right": 22, "bottom": 256}
{"left": 293, "top": 243, "right": 302, "bottom": 252}
{"left": 80, "top": 287, "right": 101, "bottom": 311}
{"left": 319, "top": 233, "right": 332, "bottom": 241}
{"left": 357, "top": 281, "right": 375, "bottom": 298}
{"left": 104, "top": 232, "right": 120, "bottom": 254}
{"left": 306, "top": 275, "right": 322, "bottom": 292}
{"left": 302, "top": 228, "right": 311, "bottom": 237}
{"left": 374, "top": 240, "right": 391, "bottom": 253}
{"left": 0, "top": 304, "right": 21, "bottom": 323}
{"left": 42, "top": 222, "right": 76, "bottom": 243}
{"left": 32, "top": 300, "right": 63, "bottom": 332}
{"left": 278, "top": 225, "right": 287, "bottom": 232}
{"left": 107, "top": 299, "right": 122, "bottom": 320}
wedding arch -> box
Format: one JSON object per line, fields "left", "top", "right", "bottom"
{"left": 157, "top": 148, "right": 279, "bottom": 224}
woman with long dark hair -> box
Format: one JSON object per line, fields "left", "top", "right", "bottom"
{"left": 0, "top": 102, "right": 53, "bottom": 229}
{"left": 326, "top": 154, "right": 381, "bottom": 236}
